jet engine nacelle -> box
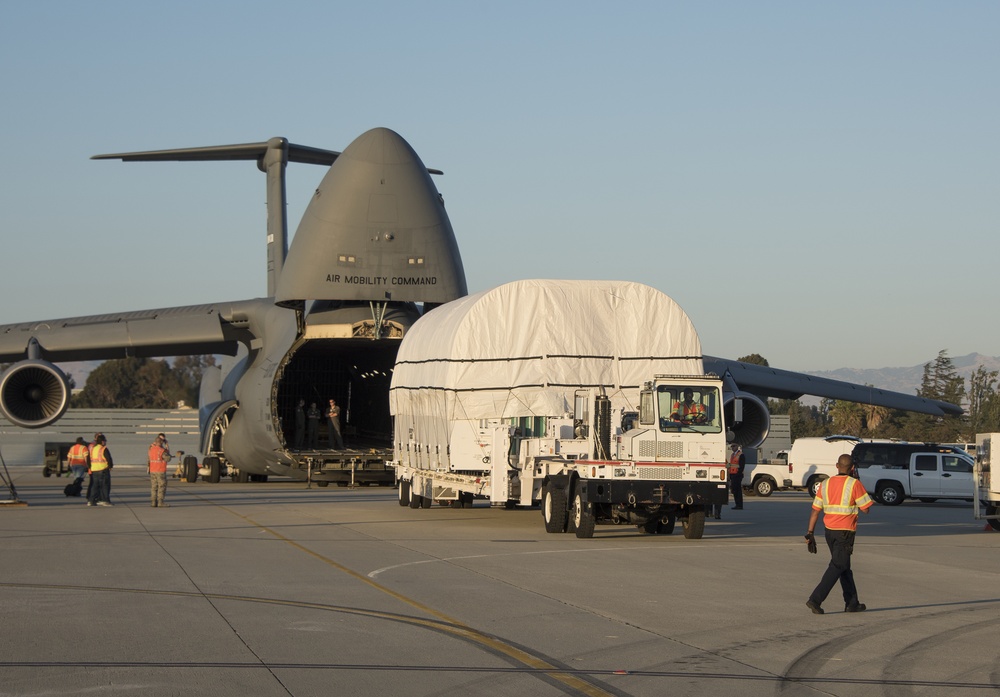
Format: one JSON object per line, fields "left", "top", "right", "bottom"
{"left": 0, "top": 360, "right": 71, "bottom": 428}
{"left": 722, "top": 390, "right": 770, "bottom": 449}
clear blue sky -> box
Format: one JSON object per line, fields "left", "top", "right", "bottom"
{"left": 1, "top": 1, "right": 996, "bottom": 371}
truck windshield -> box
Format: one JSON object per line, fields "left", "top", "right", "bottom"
{"left": 657, "top": 385, "right": 722, "bottom": 433}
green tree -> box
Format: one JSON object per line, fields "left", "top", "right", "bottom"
{"left": 968, "top": 365, "right": 1000, "bottom": 434}
{"left": 903, "top": 350, "right": 966, "bottom": 442}
{"left": 737, "top": 354, "right": 769, "bottom": 367}
{"left": 171, "top": 354, "right": 217, "bottom": 407}
{"left": 71, "top": 357, "right": 187, "bottom": 409}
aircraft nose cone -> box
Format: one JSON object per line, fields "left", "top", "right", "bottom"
{"left": 275, "top": 128, "right": 467, "bottom": 307}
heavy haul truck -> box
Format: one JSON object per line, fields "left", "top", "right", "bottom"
{"left": 388, "top": 280, "right": 769, "bottom": 539}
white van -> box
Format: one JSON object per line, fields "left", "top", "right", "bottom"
{"left": 746, "top": 435, "right": 859, "bottom": 497}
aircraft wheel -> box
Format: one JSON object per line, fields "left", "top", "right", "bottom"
{"left": 542, "top": 485, "right": 568, "bottom": 533}
{"left": 184, "top": 458, "right": 199, "bottom": 483}
{"left": 682, "top": 507, "right": 706, "bottom": 539}
{"left": 205, "top": 456, "right": 221, "bottom": 484}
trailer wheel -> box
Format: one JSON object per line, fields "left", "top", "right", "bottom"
{"left": 754, "top": 477, "right": 775, "bottom": 497}
{"left": 420, "top": 494, "right": 432, "bottom": 509}
{"left": 184, "top": 457, "right": 199, "bottom": 483}
{"left": 876, "top": 482, "right": 904, "bottom": 506}
{"left": 408, "top": 485, "right": 421, "bottom": 509}
{"left": 316, "top": 480, "right": 330, "bottom": 488}
{"left": 234, "top": 468, "right": 250, "bottom": 484}
{"left": 542, "top": 486, "right": 568, "bottom": 533}
{"left": 571, "top": 491, "right": 595, "bottom": 538}
{"left": 682, "top": 507, "right": 706, "bottom": 539}
{"left": 987, "top": 505, "right": 1000, "bottom": 532}
{"left": 42, "top": 467, "right": 52, "bottom": 478}
{"left": 205, "top": 456, "right": 221, "bottom": 484}
{"left": 398, "top": 480, "right": 410, "bottom": 507}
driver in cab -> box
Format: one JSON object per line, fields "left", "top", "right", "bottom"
{"left": 670, "top": 388, "right": 707, "bottom": 424}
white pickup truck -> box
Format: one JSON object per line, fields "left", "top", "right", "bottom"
{"left": 853, "top": 441, "right": 974, "bottom": 505}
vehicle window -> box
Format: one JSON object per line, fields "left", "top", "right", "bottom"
{"left": 914, "top": 455, "right": 937, "bottom": 472}
{"left": 943, "top": 456, "right": 973, "bottom": 474}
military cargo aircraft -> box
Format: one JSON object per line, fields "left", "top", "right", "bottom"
{"left": 0, "top": 127, "right": 961, "bottom": 485}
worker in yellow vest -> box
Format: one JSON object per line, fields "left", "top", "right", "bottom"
{"left": 87, "top": 434, "right": 114, "bottom": 507}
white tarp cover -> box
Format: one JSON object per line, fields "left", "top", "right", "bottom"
{"left": 390, "top": 279, "right": 703, "bottom": 426}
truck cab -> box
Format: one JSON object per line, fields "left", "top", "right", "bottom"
{"left": 618, "top": 377, "right": 727, "bottom": 465}
{"left": 853, "top": 441, "right": 974, "bottom": 505}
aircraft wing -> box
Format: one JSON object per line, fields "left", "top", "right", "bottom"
{"left": 0, "top": 300, "right": 261, "bottom": 363}
{"left": 702, "top": 355, "right": 963, "bottom": 417}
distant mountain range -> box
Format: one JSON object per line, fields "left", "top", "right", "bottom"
{"left": 806, "top": 353, "right": 1000, "bottom": 399}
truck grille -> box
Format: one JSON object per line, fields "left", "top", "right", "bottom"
{"left": 636, "top": 466, "right": 685, "bottom": 480}
{"left": 637, "top": 441, "right": 685, "bottom": 459}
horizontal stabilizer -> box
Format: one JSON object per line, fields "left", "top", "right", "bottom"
{"left": 92, "top": 139, "right": 442, "bottom": 174}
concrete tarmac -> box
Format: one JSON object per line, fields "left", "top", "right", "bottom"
{"left": 1, "top": 468, "right": 998, "bottom": 696}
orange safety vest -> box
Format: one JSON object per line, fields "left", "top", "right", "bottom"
{"left": 148, "top": 444, "right": 169, "bottom": 474}
{"left": 67, "top": 443, "right": 89, "bottom": 465}
{"left": 90, "top": 444, "right": 109, "bottom": 472}
{"left": 728, "top": 451, "right": 742, "bottom": 475}
{"left": 672, "top": 400, "right": 705, "bottom": 417}
{"left": 812, "top": 475, "right": 873, "bottom": 531}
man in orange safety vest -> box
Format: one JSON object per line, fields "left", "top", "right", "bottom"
{"left": 805, "top": 454, "right": 874, "bottom": 614}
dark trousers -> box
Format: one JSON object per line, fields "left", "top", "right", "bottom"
{"left": 809, "top": 529, "right": 859, "bottom": 607}
{"left": 89, "top": 469, "right": 111, "bottom": 504}
{"left": 730, "top": 475, "right": 744, "bottom": 507}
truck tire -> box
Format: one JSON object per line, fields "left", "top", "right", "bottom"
{"left": 987, "top": 505, "right": 1000, "bottom": 532}
{"left": 682, "top": 507, "right": 706, "bottom": 539}
{"left": 572, "top": 491, "right": 595, "bottom": 539}
{"left": 876, "top": 482, "right": 904, "bottom": 506}
{"left": 398, "top": 480, "right": 410, "bottom": 506}
{"left": 542, "top": 486, "right": 568, "bottom": 533}
{"left": 754, "top": 477, "right": 775, "bottom": 497}
{"left": 205, "top": 456, "right": 221, "bottom": 484}
{"left": 808, "top": 476, "right": 826, "bottom": 497}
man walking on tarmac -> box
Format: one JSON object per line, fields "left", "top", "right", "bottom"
{"left": 805, "top": 453, "right": 874, "bottom": 614}
{"left": 148, "top": 433, "right": 172, "bottom": 507}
